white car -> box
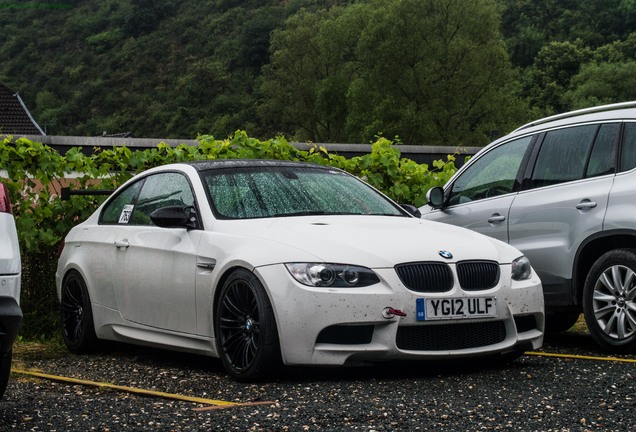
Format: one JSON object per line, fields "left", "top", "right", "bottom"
{"left": 56, "top": 160, "right": 544, "bottom": 381}
{"left": 0, "top": 182, "right": 22, "bottom": 399}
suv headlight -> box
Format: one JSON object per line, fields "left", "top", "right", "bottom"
{"left": 286, "top": 263, "right": 380, "bottom": 287}
{"left": 511, "top": 256, "right": 532, "bottom": 281}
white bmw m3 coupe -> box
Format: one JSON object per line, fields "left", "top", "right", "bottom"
{"left": 56, "top": 160, "right": 544, "bottom": 381}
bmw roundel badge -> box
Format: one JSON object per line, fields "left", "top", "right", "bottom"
{"left": 438, "top": 250, "right": 453, "bottom": 259}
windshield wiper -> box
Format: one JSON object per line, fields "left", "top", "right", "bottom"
{"left": 270, "top": 211, "right": 405, "bottom": 217}
{"left": 271, "top": 211, "right": 330, "bottom": 217}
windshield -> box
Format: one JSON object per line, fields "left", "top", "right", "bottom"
{"left": 200, "top": 166, "right": 405, "bottom": 219}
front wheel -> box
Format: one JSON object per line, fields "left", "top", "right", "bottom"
{"left": 60, "top": 271, "right": 98, "bottom": 353}
{"left": 215, "top": 269, "right": 282, "bottom": 381}
{"left": 583, "top": 249, "right": 636, "bottom": 353}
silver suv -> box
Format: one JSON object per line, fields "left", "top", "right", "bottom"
{"left": 0, "top": 182, "right": 22, "bottom": 399}
{"left": 420, "top": 102, "right": 636, "bottom": 353}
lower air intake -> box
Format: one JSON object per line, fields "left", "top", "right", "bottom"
{"left": 396, "top": 321, "right": 506, "bottom": 351}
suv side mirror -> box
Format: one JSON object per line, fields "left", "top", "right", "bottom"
{"left": 426, "top": 186, "right": 445, "bottom": 209}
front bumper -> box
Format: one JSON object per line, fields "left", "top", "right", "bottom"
{"left": 256, "top": 264, "right": 544, "bottom": 366}
{"left": 0, "top": 296, "right": 22, "bottom": 354}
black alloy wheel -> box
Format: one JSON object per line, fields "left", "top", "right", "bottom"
{"left": 60, "top": 271, "right": 97, "bottom": 353}
{"left": 583, "top": 249, "right": 636, "bottom": 353}
{"left": 216, "top": 269, "right": 281, "bottom": 381}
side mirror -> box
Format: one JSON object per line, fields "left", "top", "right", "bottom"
{"left": 426, "top": 186, "right": 445, "bottom": 209}
{"left": 401, "top": 204, "right": 422, "bottom": 218}
{"left": 150, "top": 206, "right": 197, "bottom": 229}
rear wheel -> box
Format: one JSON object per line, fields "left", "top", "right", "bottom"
{"left": 215, "top": 269, "right": 281, "bottom": 381}
{"left": 60, "top": 271, "right": 98, "bottom": 353}
{"left": 583, "top": 249, "right": 636, "bottom": 353}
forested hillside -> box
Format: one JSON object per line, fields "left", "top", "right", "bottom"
{"left": 1, "top": 0, "right": 636, "bottom": 145}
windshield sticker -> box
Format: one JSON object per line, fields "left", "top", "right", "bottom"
{"left": 118, "top": 205, "right": 134, "bottom": 224}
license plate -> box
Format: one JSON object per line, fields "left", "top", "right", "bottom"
{"left": 416, "top": 297, "right": 497, "bottom": 321}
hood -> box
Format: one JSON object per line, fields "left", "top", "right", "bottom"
{"left": 214, "top": 215, "right": 521, "bottom": 268}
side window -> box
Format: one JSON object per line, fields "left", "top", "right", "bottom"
{"left": 531, "top": 125, "right": 596, "bottom": 188}
{"left": 621, "top": 123, "right": 636, "bottom": 172}
{"left": 585, "top": 123, "right": 619, "bottom": 178}
{"left": 448, "top": 136, "right": 532, "bottom": 206}
{"left": 100, "top": 173, "right": 195, "bottom": 226}
{"left": 101, "top": 180, "right": 143, "bottom": 224}
{"left": 128, "top": 172, "right": 195, "bottom": 226}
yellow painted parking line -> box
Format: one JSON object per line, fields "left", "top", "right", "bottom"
{"left": 526, "top": 351, "right": 636, "bottom": 363}
{"left": 12, "top": 368, "right": 249, "bottom": 408}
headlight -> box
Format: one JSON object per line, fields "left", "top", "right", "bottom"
{"left": 511, "top": 256, "right": 532, "bottom": 281}
{"left": 285, "top": 263, "right": 380, "bottom": 287}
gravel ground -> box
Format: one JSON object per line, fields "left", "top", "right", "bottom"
{"left": 1, "top": 330, "right": 635, "bottom": 431}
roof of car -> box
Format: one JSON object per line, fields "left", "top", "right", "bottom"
{"left": 183, "top": 159, "right": 328, "bottom": 171}
{"left": 513, "top": 101, "right": 636, "bottom": 133}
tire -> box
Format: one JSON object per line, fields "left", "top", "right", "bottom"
{"left": 496, "top": 349, "right": 525, "bottom": 364}
{"left": 60, "top": 270, "right": 98, "bottom": 353}
{"left": 215, "top": 269, "right": 282, "bottom": 382}
{"left": 0, "top": 350, "right": 12, "bottom": 399}
{"left": 545, "top": 311, "right": 580, "bottom": 334}
{"left": 583, "top": 249, "right": 636, "bottom": 353}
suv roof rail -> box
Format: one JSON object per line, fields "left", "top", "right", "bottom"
{"left": 513, "top": 100, "right": 636, "bottom": 132}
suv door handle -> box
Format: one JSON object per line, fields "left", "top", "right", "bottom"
{"left": 488, "top": 214, "right": 506, "bottom": 223}
{"left": 114, "top": 239, "right": 130, "bottom": 249}
{"left": 576, "top": 200, "right": 597, "bottom": 210}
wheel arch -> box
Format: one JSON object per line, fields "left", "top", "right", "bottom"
{"left": 211, "top": 265, "right": 276, "bottom": 338}
{"left": 212, "top": 265, "right": 243, "bottom": 334}
{"left": 573, "top": 230, "right": 636, "bottom": 306}
{"left": 57, "top": 264, "right": 89, "bottom": 298}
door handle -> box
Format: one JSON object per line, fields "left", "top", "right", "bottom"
{"left": 114, "top": 239, "right": 130, "bottom": 249}
{"left": 488, "top": 214, "right": 506, "bottom": 224}
{"left": 576, "top": 200, "right": 597, "bottom": 210}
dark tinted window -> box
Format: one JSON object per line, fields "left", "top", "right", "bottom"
{"left": 621, "top": 123, "right": 636, "bottom": 172}
{"left": 586, "top": 123, "right": 619, "bottom": 178}
{"left": 532, "top": 125, "right": 596, "bottom": 187}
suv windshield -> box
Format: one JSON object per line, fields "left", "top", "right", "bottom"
{"left": 201, "top": 166, "right": 405, "bottom": 219}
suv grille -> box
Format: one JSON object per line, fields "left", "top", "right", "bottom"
{"left": 457, "top": 261, "right": 500, "bottom": 290}
{"left": 395, "top": 262, "right": 453, "bottom": 292}
{"left": 396, "top": 321, "right": 506, "bottom": 351}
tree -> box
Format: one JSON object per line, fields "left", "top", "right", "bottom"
{"left": 259, "top": 6, "right": 367, "bottom": 142}
{"left": 523, "top": 41, "right": 590, "bottom": 114}
{"left": 262, "top": 0, "right": 526, "bottom": 146}
{"left": 346, "top": 0, "right": 526, "bottom": 146}
{"left": 565, "top": 60, "right": 636, "bottom": 108}
{"left": 500, "top": 0, "right": 636, "bottom": 67}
